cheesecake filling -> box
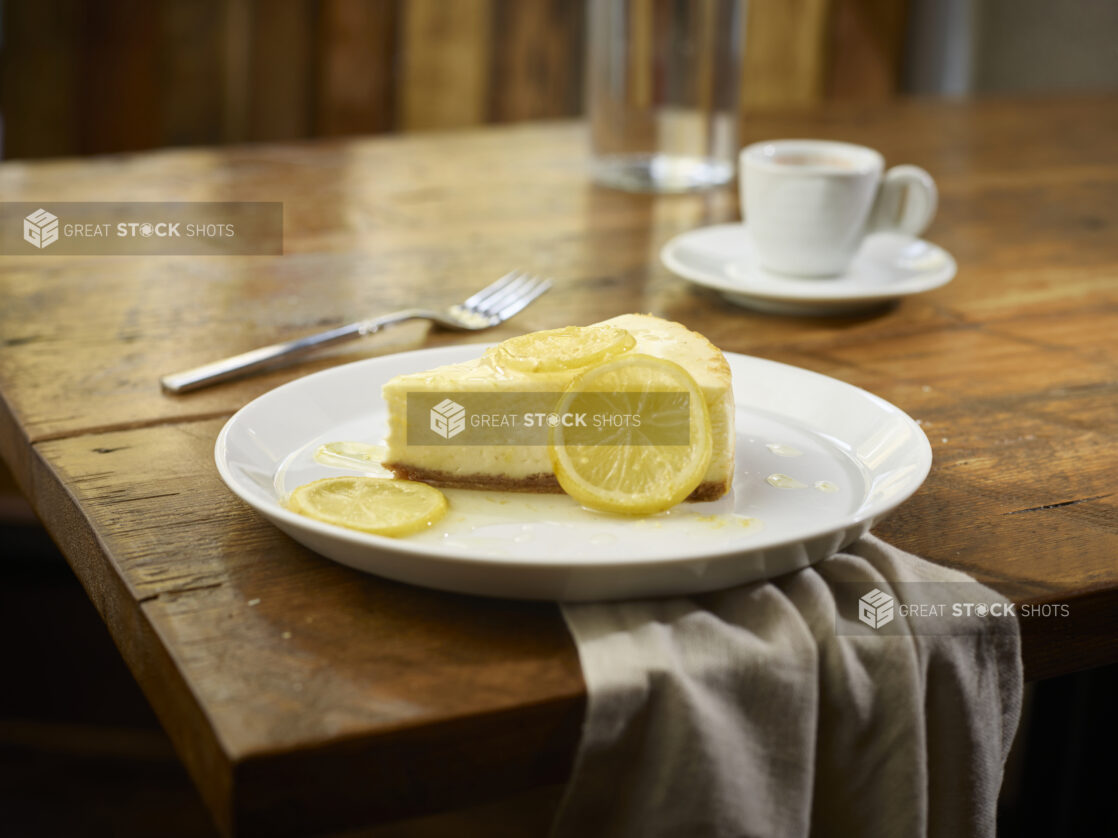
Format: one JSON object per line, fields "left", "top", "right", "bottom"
{"left": 382, "top": 314, "right": 735, "bottom": 501}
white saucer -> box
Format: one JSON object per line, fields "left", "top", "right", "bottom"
{"left": 661, "top": 223, "right": 956, "bottom": 315}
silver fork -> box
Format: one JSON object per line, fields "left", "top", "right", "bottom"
{"left": 160, "top": 270, "right": 552, "bottom": 393}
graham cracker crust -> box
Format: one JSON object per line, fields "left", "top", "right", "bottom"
{"left": 385, "top": 464, "right": 729, "bottom": 502}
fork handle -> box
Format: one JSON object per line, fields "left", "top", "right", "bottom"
{"left": 160, "top": 311, "right": 416, "bottom": 393}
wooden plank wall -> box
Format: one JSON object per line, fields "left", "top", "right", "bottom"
{"left": 0, "top": 0, "right": 905, "bottom": 156}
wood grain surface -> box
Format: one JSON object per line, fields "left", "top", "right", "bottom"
{"left": 1, "top": 97, "right": 1117, "bottom": 835}
{"left": 2, "top": 0, "right": 909, "bottom": 159}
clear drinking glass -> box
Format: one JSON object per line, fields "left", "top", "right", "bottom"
{"left": 586, "top": 0, "right": 744, "bottom": 192}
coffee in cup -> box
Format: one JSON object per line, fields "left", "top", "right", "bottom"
{"left": 740, "top": 140, "right": 937, "bottom": 277}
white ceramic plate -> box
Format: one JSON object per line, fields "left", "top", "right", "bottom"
{"left": 215, "top": 346, "right": 931, "bottom": 601}
{"left": 661, "top": 222, "right": 956, "bottom": 315}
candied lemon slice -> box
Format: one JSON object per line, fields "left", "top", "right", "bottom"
{"left": 548, "top": 354, "right": 712, "bottom": 515}
{"left": 287, "top": 477, "right": 447, "bottom": 537}
{"left": 494, "top": 324, "right": 636, "bottom": 373}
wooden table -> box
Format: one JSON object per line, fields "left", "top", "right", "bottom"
{"left": 2, "top": 96, "right": 1116, "bottom": 836}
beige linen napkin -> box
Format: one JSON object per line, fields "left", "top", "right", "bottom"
{"left": 552, "top": 534, "right": 1023, "bottom": 838}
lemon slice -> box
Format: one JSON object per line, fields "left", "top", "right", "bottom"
{"left": 287, "top": 477, "right": 447, "bottom": 537}
{"left": 494, "top": 324, "right": 636, "bottom": 373}
{"left": 548, "top": 354, "right": 712, "bottom": 515}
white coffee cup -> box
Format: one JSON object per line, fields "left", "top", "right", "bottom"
{"left": 740, "top": 139, "right": 937, "bottom": 277}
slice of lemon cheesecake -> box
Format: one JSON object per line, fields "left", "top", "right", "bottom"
{"left": 381, "top": 314, "right": 735, "bottom": 501}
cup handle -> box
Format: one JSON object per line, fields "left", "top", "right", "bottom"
{"left": 869, "top": 165, "right": 938, "bottom": 237}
